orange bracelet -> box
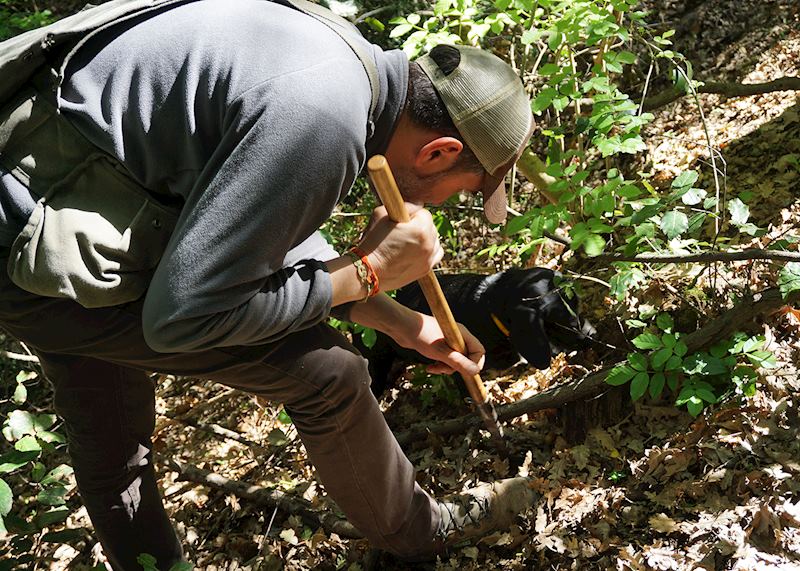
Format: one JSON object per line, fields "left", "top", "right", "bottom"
{"left": 348, "top": 246, "right": 380, "bottom": 301}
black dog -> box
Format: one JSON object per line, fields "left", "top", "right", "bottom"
{"left": 356, "top": 267, "right": 594, "bottom": 398}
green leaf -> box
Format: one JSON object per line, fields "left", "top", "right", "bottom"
{"left": 33, "top": 414, "right": 56, "bottom": 433}
{"left": 687, "top": 398, "right": 704, "bottom": 417}
{"left": 267, "top": 428, "right": 288, "bottom": 447}
{"left": 42, "top": 528, "right": 84, "bottom": 544}
{"left": 681, "top": 187, "right": 707, "bottom": 206}
{"left": 5, "top": 410, "right": 35, "bottom": 440}
{"left": 662, "top": 334, "right": 677, "bottom": 349}
{"left": 538, "top": 63, "right": 561, "bottom": 76}
{"left": 656, "top": 313, "right": 674, "bottom": 332}
{"left": 664, "top": 355, "right": 683, "bottom": 371}
{"left": 137, "top": 554, "right": 159, "bottom": 571}
{"left": 0, "top": 450, "right": 39, "bottom": 473}
{"left": 747, "top": 350, "right": 777, "bottom": 369}
{"left": 14, "top": 435, "right": 40, "bottom": 452}
{"left": 632, "top": 333, "right": 663, "bottom": 350}
{"left": 0, "top": 478, "right": 11, "bottom": 516}
{"left": 618, "top": 135, "right": 646, "bottom": 154}
{"left": 606, "top": 364, "right": 637, "bottom": 386}
{"left": 434, "top": 0, "right": 452, "bottom": 15}
{"left": 581, "top": 233, "right": 606, "bottom": 256}
{"left": 660, "top": 210, "right": 689, "bottom": 239}
{"left": 778, "top": 262, "right": 800, "bottom": 299}
{"left": 649, "top": 372, "right": 666, "bottom": 399}
{"left": 521, "top": 27, "right": 543, "bottom": 45}
{"left": 31, "top": 462, "right": 46, "bottom": 482}
{"left": 674, "top": 341, "right": 688, "bottom": 357}
{"left": 33, "top": 507, "right": 70, "bottom": 528}
{"left": 278, "top": 408, "right": 292, "bottom": 425}
{"left": 15, "top": 370, "right": 37, "bottom": 383}
{"left": 390, "top": 23, "right": 414, "bottom": 38}
{"left": 360, "top": 327, "right": 377, "bottom": 349}
{"left": 547, "top": 30, "right": 562, "bottom": 52}
{"left": 696, "top": 388, "right": 718, "bottom": 403}
{"left": 728, "top": 198, "right": 750, "bottom": 226}
{"left": 671, "top": 170, "right": 698, "bottom": 189}
{"left": 666, "top": 372, "right": 679, "bottom": 391}
{"left": 40, "top": 464, "right": 73, "bottom": 486}
{"left": 12, "top": 383, "right": 27, "bottom": 405}
{"left": 617, "top": 50, "right": 637, "bottom": 64}
{"left": 651, "top": 347, "right": 673, "bottom": 370}
{"left": 37, "top": 485, "right": 67, "bottom": 506}
{"left": 630, "top": 372, "right": 649, "bottom": 400}
{"left": 628, "top": 352, "right": 648, "bottom": 372}
{"left": 532, "top": 87, "right": 558, "bottom": 113}
{"left": 683, "top": 353, "right": 728, "bottom": 375}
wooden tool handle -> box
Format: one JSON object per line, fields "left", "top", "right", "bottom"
{"left": 367, "top": 155, "right": 488, "bottom": 404}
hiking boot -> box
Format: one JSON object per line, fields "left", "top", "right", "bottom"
{"left": 434, "top": 478, "right": 537, "bottom": 549}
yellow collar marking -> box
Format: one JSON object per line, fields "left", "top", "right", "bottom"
{"left": 491, "top": 313, "right": 511, "bottom": 337}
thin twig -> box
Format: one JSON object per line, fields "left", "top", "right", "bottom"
{"left": 0, "top": 350, "right": 40, "bottom": 363}
{"left": 595, "top": 249, "right": 800, "bottom": 264}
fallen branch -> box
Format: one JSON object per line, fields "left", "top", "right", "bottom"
{"left": 596, "top": 249, "right": 800, "bottom": 264}
{"left": 167, "top": 458, "right": 363, "bottom": 538}
{"left": 640, "top": 76, "right": 800, "bottom": 111}
{"left": 160, "top": 414, "right": 272, "bottom": 453}
{"left": 394, "top": 288, "right": 792, "bottom": 446}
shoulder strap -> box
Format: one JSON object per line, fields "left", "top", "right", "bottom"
{"left": 0, "top": 0, "right": 191, "bottom": 108}
{"left": 1, "top": 0, "right": 380, "bottom": 124}
{"left": 281, "top": 0, "right": 380, "bottom": 127}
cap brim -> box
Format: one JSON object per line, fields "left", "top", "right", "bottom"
{"left": 480, "top": 117, "right": 536, "bottom": 225}
{"left": 482, "top": 174, "right": 507, "bottom": 224}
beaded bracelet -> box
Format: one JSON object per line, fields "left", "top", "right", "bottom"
{"left": 347, "top": 246, "right": 380, "bottom": 302}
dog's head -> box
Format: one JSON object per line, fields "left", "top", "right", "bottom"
{"left": 487, "top": 268, "right": 594, "bottom": 369}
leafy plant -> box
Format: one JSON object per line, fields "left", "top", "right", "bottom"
{"left": 0, "top": 369, "right": 77, "bottom": 570}
{"left": 381, "top": 0, "right": 775, "bottom": 301}
{"left": 0, "top": 1, "right": 54, "bottom": 41}
{"left": 605, "top": 313, "right": 775, "bottom": 416}
{"left": 410, "top": 370, "right": 463, "bottom": 408}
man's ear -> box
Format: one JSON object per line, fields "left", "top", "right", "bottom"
{"left": 507, "top": 308, "right": 552, "bottom": 370}
{"left": 414, "top": 136, "right": 464, "bottom": 176}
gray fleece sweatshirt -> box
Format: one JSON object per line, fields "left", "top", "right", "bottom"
{"left": 7, "top": 0, "right": 407, "bottom": 352}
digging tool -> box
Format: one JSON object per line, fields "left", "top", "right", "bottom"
{"left": 366, "top": 154, "right": 507, "bottom": 450}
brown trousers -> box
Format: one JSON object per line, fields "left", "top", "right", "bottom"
{"left": 0, "top": 253, "right": 439, "bottom": 570}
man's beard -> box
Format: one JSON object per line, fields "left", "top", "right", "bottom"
{"left": 390, "top": 166, "right": 447, "bottom": 204}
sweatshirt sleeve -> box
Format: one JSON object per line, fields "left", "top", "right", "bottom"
{"left": 141, "top": 62, "right": 367, "bottom": 353}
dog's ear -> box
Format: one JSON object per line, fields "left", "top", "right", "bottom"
{"left": 506, "top": 308, "right": 553, "bottom": 370}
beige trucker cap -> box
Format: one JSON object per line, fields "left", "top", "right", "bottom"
{"left": 417, "top": 45, "right": 534, "bottom": 224}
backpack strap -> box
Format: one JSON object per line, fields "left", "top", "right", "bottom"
{"left": 282, "top": 0, "right": 380, "bottom": 131}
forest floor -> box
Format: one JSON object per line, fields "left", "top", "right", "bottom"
{"left": 4, "top": 1, "right": 800, "bottom": 570}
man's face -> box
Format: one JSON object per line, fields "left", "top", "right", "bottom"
{"left": 393, "top": 166, "right": 485, "bottom": 207}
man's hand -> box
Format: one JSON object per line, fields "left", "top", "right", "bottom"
{"left": 349, "top": 294, "right": 485, "bottom": 380}
{"left": 396, "top": 311, "right": 486, "bottom": 378}
{"left": 357, "top": 204, "right": 443, "bottom": 292}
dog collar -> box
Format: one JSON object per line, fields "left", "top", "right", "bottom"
{"left": 491, "top": 313, "right": 511, "bottom": 337}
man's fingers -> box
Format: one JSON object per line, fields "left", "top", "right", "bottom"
{"left": 439, "top": 346, "right": 481, "bottom": 377}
